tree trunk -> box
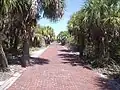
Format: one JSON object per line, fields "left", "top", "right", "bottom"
{"left": 78, "top": 34, "right": 85, "bottom": 57}
{"left": 13, "top": 35, "right": 19, "bottom": 50}
{"left": 0, "top": 40, "right": 9, "bottom": 71}
{"left": 10, "top": 37, "right": 14, "bottom": 48}
{"left": 21, "top": 38, "right": 30, "bottom": 67}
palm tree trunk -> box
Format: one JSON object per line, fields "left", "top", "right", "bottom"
{"left": 13, "top": 35, "right": 19, "bottom": 50}
{"left": 10, "top": 36, "right": 14, "bottom": 48}
{"left": 21, "top": 38, "right": 30, "bottom": 67}
{"left": 78, "top": 34, "right": 85, "bottom": 57}
{"left": 0, "top": 40, "right": 9, "bottom": 71}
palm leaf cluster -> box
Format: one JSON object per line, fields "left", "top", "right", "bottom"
{"left": 67, "top": 0, "right": 120, "bottom": 68}
{"left": 57, "top": 31, "right": 70, "bottom": 45}
{"left": 32, "top": 25, "right": 55, "bottom": 47}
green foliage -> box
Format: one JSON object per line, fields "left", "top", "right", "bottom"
{"left": 57, "top": 31, "right": 71, "bottom": 45}
{"left": 37, "top": 0, "right": 65, "bottom": 21}
{"left": 67, "top": 0, "right": 120, "bottom": 68}
{"left": 0, "top": 0, "right": 65, "bottom": 69}
{"left": 32, "top": 25, "right": 55, "bottom": 47}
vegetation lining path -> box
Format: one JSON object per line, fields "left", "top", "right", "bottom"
{"left": 8, "top": 42, "right": 110, "bottom": 90}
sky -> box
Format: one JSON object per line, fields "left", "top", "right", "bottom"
{"left": 38, "top": 0, "right": 85, "bottom": 35}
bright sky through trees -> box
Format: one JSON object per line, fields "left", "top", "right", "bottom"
{"left": 38, "top": 0, "right": 85, "bottom": 35}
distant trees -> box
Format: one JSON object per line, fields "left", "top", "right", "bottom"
{"left": 32, "top": 25, "right": 55, "bottom": 47}
{"left": 57, "top": 31, "right": 70, "bottom": 45}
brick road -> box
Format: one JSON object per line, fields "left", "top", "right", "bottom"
{"left": 8, "top": 43, "right": 111, "bottom": 90}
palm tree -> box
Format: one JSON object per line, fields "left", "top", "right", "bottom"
{"left": 67, "top": 0, "right": 120, "bottom": 67}
{"left": 0, "top": 0, "right": 17, "bottom": 71}
{"left": 57, "top": 31, "right": 70, "bottom": 45}
{"left": 12, "top": 0, "right": 65, "bottom": 67}
{"left": 32, "top": 25, "right": 55, "bottom": 47}
{"left": 0, "top": 0, "right": 65, "bottom": 69}
{"left": 67, "top": 10, "right": 85, "bottom": 56}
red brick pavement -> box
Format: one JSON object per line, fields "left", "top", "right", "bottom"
{"left": 8, "top": 43, "right": 111, "bottom": 90}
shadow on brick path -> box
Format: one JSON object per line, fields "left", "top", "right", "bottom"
{"left": 30, "top": 57, "right": 49, "bottom": 65}
{"left": 94, "top": 77, "right": 112, "bottom": 90}
{"left": 58, "top": 49, "right": 85, "bottom": 67}
{"left": 58, "top": 48, "right": 112, "bottom": 90}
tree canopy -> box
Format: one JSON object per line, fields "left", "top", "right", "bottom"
{"left": 0, "top": 0, "right": 65, "bottom": 70}
{"left": 67, "top": 0, "right": 120, "bottom": 68}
